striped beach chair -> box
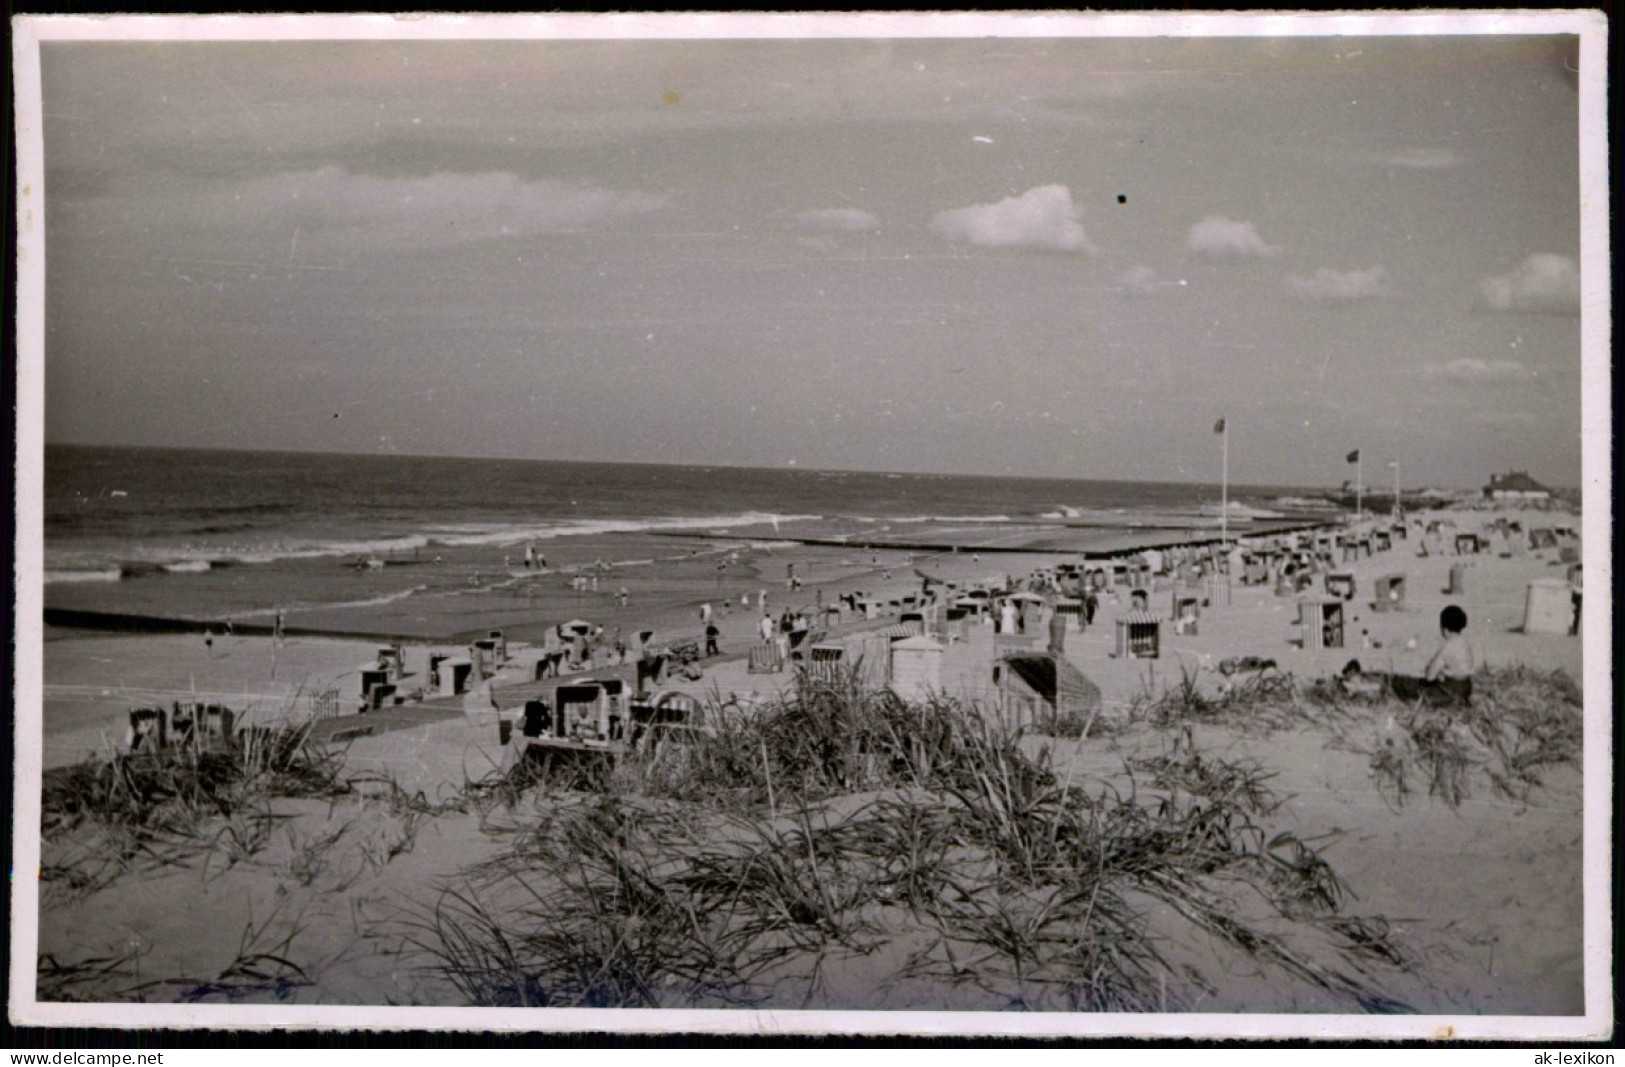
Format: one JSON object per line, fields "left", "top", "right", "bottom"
{"left": 1114, "top": 611, "right": 1161, "bottom": 659}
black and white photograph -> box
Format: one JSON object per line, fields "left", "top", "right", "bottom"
{"left": 8, "top": 12, "right": 1611, "bottom": 1040}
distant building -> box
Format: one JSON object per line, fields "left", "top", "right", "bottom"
{"left": 1483, "top": 471, "right": 1552, "bottom": 501}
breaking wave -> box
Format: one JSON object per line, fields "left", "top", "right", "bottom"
{"left": 44, "top": 569, "right": 123, "bottom": 585}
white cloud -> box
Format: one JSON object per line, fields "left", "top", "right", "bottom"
{"left": 1187, "top": 216, "right": 1279, "bottom": 259}
{"left": 1421, "top": 358, "right": 1530, "bottom": 383}
{"left": 227, "top": 167, "right": 667, "bottom": 252}
{"left": 1383, "top": 148, "right": 1464, "bottom": 170}
{"left": 1284, "top": 266, "right": 1392, "bottom": 303}
{"left": 929, "top": 185, "right": 1094, "bottom": 253}
{"left": 1119, "top": 266, "right": 1166, "bottom": 297}
{"left": 1480, "top": 254, "right": 1582, "bottom": 315}
{"left": 796, "top": 207, "right": 882, "bottom": 232}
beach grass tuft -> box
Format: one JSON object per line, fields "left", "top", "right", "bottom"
{"left": 39, "top": 720, "right": 351, "bottom": 903}
{"left": 403, "top": 673, "right": 1423, "bottom": 1013}
{"left": 1360, "top": 665, "right": 1582, "bottom": 811}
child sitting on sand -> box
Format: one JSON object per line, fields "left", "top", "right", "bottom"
{"left": 1337, "top": 606, "right": 1474, "bottom": 708}
{"left": 1421, "top": 604, "right": 1474, "bottom": 705}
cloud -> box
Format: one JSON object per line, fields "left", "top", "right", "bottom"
{"left": 796, "top": 207, "right": 882, "bottom": 232}
{"left": 929, "top": 185, "right": 1094, "bottom": 253}
{"left": 223, "top": 167, "right": 667, "bottom": 253}
{"left": 1421, "top": 358, "right": 1531, "bottom": 383}
{"left": 1383, "top": 148, "right": 1464, "bottom": 170}
{"left": 1119, "top": 266, "right": 1175, "bottom": 297}
{"left": 1479, "top": 254, "right": 1582, "bottom": 315}
{"left": 1284, "top": 266, "right": 1392, "bottom": 303}
{"left": 1187, "top": 216, "right": 1279, "bottom": 259}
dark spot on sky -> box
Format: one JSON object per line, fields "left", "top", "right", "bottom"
{"left": 1117, "top": 194, "right": 1128, "bottom": 204}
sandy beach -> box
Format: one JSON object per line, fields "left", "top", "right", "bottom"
{"left": 29, "top": 503, "right": 1592, "bottom": 1022}
{"left": 18, "top": 20, "right": 1605, "bottom": 1040}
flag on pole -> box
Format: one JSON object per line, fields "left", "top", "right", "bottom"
{"left": 1214, "top": 417, "right": 1226, "bottom": 434}
{"left": 1346, "top": 449, "right": 1361, "bottom": 463}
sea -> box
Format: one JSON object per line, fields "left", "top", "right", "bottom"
{"left": 43, "top": 444, "right": 1324, "bottom": 582}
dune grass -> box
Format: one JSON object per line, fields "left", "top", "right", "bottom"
{"left": 42, "top": 719, "right": 347, "bottom": 833}
{"left": 1118, "top": 662, "right": 1584, "bottom": 813}
{"left": 1360, "top": 665, "right": 1584, "bottom": 810}
{"left": 38, "top": 900, "right": 318, "bottom": 1004}
{"left": 40, "top": 720, "right": 353, "bottom": 902}
{"left": 37, "top": 720, "right": 438, "bottom": 1002}
{"left": 46, "top": 660, "right": 1579, "bottom": 1010}
{"left": 402, "top": 667, "right": 1422, "bottom": 1012}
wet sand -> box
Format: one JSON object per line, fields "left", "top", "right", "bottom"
{"left": 42, "top": 512, "right": 1331, "bottom": 643}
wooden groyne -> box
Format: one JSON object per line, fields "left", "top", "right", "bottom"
{"left": 651, "top": 517, "right": 1341, "bottom": 560}
{"left": 43, "top": 607, "right": 430, "bottom": 645}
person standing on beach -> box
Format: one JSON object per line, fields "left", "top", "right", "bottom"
{"left": 776, "top": 610, "right": 794, "bottom": 660}
{"left": 705, "top": 621, "right": 721, "bottom": 657}
{"left": 759, "top": 611, "right": 775, "bottom": 645}
{"left": 204, "top": 628, "right": 214, "bottom": 658}
{"left": 700, "top": 602, "right": 712, "bottom": 625}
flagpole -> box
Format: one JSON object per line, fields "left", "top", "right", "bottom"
{"left": 1393, "top": 460, "right": 1401, "bottom": 518}
{"left": 1221, "top": 420, "right": 1231, "bottom": 606}
{"left": 1356, "top": 453, "right": 1363, "bottom": 521}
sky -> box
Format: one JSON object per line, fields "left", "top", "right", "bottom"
{"left": 32, "top": 25, "right": 1590, "bottom": 490}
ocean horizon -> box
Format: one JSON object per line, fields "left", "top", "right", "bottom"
{"left": 43, "top": 442, "right": 1335, "bottom": 579}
